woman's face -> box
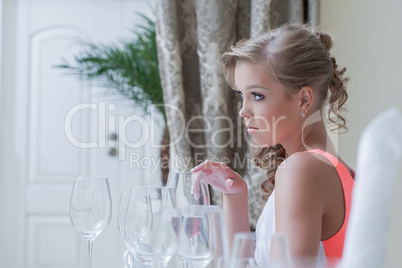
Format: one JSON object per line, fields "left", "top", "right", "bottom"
{"left": 234, "top": 61, "right": 302, "bottom": 147}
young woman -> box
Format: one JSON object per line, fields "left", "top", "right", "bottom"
{"left": 191, "top": 24, "right": 354, "bottom": 266}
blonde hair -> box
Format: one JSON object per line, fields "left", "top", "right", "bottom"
{"left": 222, "top": 24, "right": 349, "bottom": 201}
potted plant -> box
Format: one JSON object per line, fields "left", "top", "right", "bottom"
{"left": 58, "top": 14, "right": 170, "bottom": 185}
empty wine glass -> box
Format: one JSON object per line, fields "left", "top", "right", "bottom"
{"left": 118, "top": 192, "right": 135, "bottom": 268}
{"left": 69, "top": 177, "right": 112, "bottom": 268}
{"left": 125, "top": 191, "right": 153, "bottom": 266}
{"left": 167, "top": 171, "right": 210, "bottom": 207}
{"left": 230, "top": 232, "right": 258, "bottom": 268}
{"left": 118, "top": 192, "right": 129, "bottom": 237}
{"left": 125, "top": 186, "right": 178, "bottom": 267}
{"left": 177, "top": 205, "right": 229, "bottom": 268}
{"left": 152, "top": 206, "right": 181, "bottom": 267}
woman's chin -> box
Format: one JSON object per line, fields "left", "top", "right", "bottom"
{"left": 252, "top": 140, "right": 279, "bottom": 148}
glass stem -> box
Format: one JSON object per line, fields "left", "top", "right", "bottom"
{"left": 87, "top": 239, "right": 94, "bottom": 268}
{"left": 126, "top": 251, "right": 136, "bottom": 268}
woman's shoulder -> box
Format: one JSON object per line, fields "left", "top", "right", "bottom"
{"left": 276, "top": 151, "right": 334, "bottom": 190}
{"left": 274, "top": 151, "right": 329, "bottom": 225}
{"left": 278, "top": 150, "right": 330, "bottom": 174}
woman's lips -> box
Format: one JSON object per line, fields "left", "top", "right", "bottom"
{"left": 247, "top": 125, "right": 258, "bottom": 129}
{"left": 247, "top": 126, "right": 259, "bottom": 133}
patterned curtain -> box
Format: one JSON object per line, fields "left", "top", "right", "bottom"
{"left": 153, "top": 0, "right": 320, "bottom": 229}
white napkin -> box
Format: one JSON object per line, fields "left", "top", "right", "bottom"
{"left": 340, "top": 108, "right": 402, "bottom": 268}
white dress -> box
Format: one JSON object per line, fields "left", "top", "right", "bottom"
{"left": 254, "top": 191, "right": 327, "bottom": 267}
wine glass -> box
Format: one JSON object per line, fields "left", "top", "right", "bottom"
{"left": 230, "top": 232, "right": 258, "bottom": 268}
{"left": 125, "top": 191, "right": 153, "bottom": 266}
{"left": 177, "top": 205, "right": 229, "bottom": 268}
{"left": 167, "top": 171, "right": 210, "bottom": 207}
{"left": 118, "top": 192, "right": 135, "bottom": 268}
{"left": 152, "top": 206, "right": 181, "bottom": 267}
{"left": 125, "top": 186, "right": 178, "bottom": 267}
{"left": 167, "top": 172, "right": 210, "bottom": 268}
{"left": 118, "top": 192, "right": 129, "bottom": 237}
{"left": 69, "top": 177, "right": 112, "bottom": 268}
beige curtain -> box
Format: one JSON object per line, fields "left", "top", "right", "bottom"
{"left": 153, "top": 0, "right": 320, "bottom": 229}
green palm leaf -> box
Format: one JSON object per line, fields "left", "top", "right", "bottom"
{"left": 57, "top": 14, "right": 165, "bottom": 122}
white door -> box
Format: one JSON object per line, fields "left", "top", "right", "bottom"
{"left": 0, "top": 0, "right": 162, "bottom": 267}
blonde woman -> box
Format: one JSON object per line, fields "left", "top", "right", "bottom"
{"left": 192, "top": 24, "right": 355, "bottom": 266}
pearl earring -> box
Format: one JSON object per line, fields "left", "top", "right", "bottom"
{"left": 301, "top": 112, "right": 306, "bottom": 118}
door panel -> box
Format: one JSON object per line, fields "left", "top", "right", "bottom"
{"left": 28, "top": 27, "right": 87, "bottom": 184}
{"left": 27, "top": 216, "right": 80, "bottom": 268}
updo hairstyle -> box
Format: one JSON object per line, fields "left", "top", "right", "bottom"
{"left": 222, "top": 24, "right": 349, "bottom": 201}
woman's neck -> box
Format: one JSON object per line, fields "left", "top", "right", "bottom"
{"left": 282, "top": 117, "right": 335, "bottom": 156}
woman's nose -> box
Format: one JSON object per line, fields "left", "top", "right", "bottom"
{"left": 239, "top": 103, "right": 250, "bottom": 118}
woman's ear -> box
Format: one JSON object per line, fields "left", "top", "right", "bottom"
{"left": 299, "top": 86, "right": 314, "bottom": 114}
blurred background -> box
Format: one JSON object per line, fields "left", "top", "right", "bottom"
{"left": 1, "top": 0, "right": 401, "bottom": 267}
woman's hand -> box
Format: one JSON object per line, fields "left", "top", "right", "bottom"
{"left": 192, "top": 160, "right": 251, "bottom": 242}
{"left": 191, "top": 160, "right": 247, "bottom": 196}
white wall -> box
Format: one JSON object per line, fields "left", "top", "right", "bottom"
{"left": 0, "top": 0, "right": 2, "bottom": 98}
{"left": 0, "top": 0, "right": 22, "bottom": 266}
{"left": 321, "top": 1, "right": 402, "bottom": 266}
{"left": 321, "top": 0, "right": 402, "bottom": 167}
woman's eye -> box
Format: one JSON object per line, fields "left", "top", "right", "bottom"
{"left": 252, "top": 93, "right": 264, "bottom": 101}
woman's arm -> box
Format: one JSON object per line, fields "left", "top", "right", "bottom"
{"left": 221, "top": 184, "right": 250, "bottom": 245}
{"left": 274, "top": 152, "right": 326, "bottom": 258}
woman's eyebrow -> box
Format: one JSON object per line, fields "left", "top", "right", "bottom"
{"left": 246, "top": 85, "right": 272, "bottom": 91}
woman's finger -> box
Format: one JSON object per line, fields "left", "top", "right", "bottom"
{"left": 190, "top": 159, "right": 211, "bottom": 172}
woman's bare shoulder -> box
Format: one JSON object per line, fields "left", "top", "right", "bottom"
{"left": 276, "top": 151, "right": 332, "bottom": 194}
{"left": 278, "top": 151, "right": 330, "bottom": 176}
